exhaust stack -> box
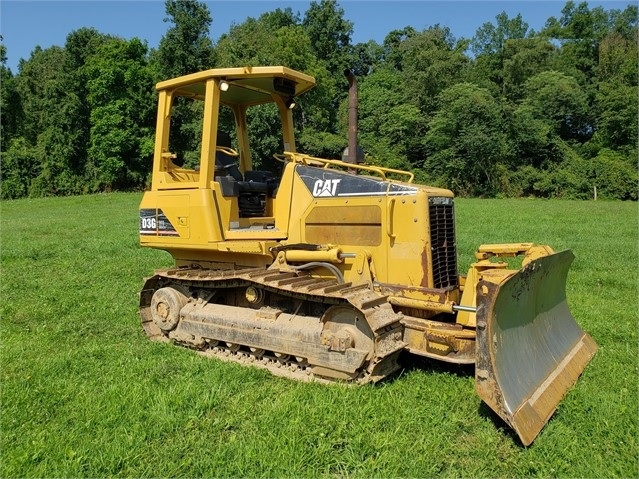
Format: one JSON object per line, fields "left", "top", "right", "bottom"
{"left": 343, "top": 69, "right": 362, "bottom": 165}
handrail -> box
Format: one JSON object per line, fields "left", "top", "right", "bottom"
{"left": 273, "top": 152, "right": 414, "bottom": 183}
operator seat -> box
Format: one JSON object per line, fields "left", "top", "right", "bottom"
{"left": 215, "top": 130, "right": 278, "bottom": 194}
{"left": 214, "top": 131, "right": 278, "bottom": 217}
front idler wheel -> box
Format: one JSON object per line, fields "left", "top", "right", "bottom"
{"left": 150, "top": 286, "right": 188, "bottom": 332}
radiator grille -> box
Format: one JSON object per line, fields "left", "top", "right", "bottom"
{"left": 428, "top": 197, "right": 458, "bottom": 289}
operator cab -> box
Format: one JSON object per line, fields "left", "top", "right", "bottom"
{"left": 150, "top": 66, "right": 315, "bottom": 228}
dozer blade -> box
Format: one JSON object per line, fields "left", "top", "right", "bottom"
{"left": 474, "top": 250, "right": 597, "bottom": 446}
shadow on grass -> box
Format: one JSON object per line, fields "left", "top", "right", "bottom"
{"left": 395, "top": 350, "right": 474, "bottom": 379}
{"left": 477, "top": 401, "right": 521, "bottom": 444}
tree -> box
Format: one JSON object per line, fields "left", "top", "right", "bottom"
{"left": 215, "top": 17, "right": 275, "bottom": 68}
{"left": 153, "top": 0, "right": 214, "bottom": 79}
{"left": 302, "top": 0, "right": 354, "bottom": 126}
{"left": 587, "top": 148, "right": 638, "bottom": 200}
{"left": 598, "top": 30, "right": 638, "bottom": 86}
{"left": 268, "top": 24, "right": 333, "bottom": 134}
{"left": 302, "top": 0, "right": 353, "bottom": 74}
{"left": 520, "top": 70, "right": 591, "bottom": 142}
{"left": 7, "top": 29, "right": 120, "bottom": 196}
{"left": 12, "top": 45, "right": 86, "bottom": 196}
{"left": 1, "top": 137, "right": 38, "bottom": 199}
{"left": 399, "top": 26, "right": 469, "bottom": 116}
{"left": 507, "top": 104, "right": 554, "bottom": 168}
{"left": 471, "top": 12, "right": 531, "bottom": 57}
{"left": 542, "top": 1, "right": 611, "bottom": 90}
{"left": 0, "top": 43, "right": 22, "bottom": 147}
{"left": 2, "top": 0, "right": 636, "bottom": 200}
{"left": 381, "top": 27, "right": 417, "bottom": 72}
{"left": 469, "top": 12, "right": 532, "bottom": 96}
{"left": 257, "top": 7, "right": 300, "bottom": 31}
{"left": 593, "top": 82, "right": 638, "bottom": 151}
{"left": 354, "top": 68, "right": 421, "bottom": 172}
{"left": 85, "top": 37, "right": 155, "bottom": 191}
{"left": 61, "top": 28, "right": 113, "bottom": 181}
{"left": 424, "top": 83, "right": 506, "bottom": 196}
{"left": 501, "top": 37, "right": 556, "bottom": 102}
{"left": 214, "top": 10, "right": 335, "bottom": 160}
{"left": 150, "top": 0, "right": 215, "bottom": 172}
{"left": 374, "top": 25, "right": 470, "bottom": 171}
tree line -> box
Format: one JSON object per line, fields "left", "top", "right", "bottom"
{"left": 1, "top": 0, "right": 637, "bottom": 200}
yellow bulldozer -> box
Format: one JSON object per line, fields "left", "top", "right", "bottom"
{"left": 138, "top": 66, "right": 597, "bottom": 446}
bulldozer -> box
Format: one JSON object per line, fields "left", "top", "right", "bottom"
{"left": 138, "top": 66, "right": 597, "bottom": 446}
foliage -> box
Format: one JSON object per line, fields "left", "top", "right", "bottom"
{"left": 594, "top": 81, "right": 638, "bottom": 150}
{"left": 85, "top": 38, "right": 155, "bottom": 191}
{"left": 586, "top": 148, "right": 638, "bottom": 200}
{"left": 152, "top": 0, "right": 214, "bottom": 78}
{"left": 520, "top": 70, "right": 591, "bottom": 142}
{"left": 0, "top": 1, "right": 637, "bottom": 199}
{"left": 425, "top": 83, "right": 506, "bottom": 196}
{"left": 399, "top": 26, "right": 469, "bottom": 116}
{"left": 355, "top": 68, "right": 421, "bottom": 165}
{"left": 0, "top": 137, "right": 39, "bottom": 199}
{"left": 501, "top": 37, "right": 556, "bottom": 102}
{"left": 0, "top": 44, "right": 21, "bottom": 147}
{"left": 145, "top": 0, "right": 215, "bottom": 172}
{"left": 302, "top": 0, "right": 354, "bottom": 107}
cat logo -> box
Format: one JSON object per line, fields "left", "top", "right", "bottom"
{"left": 312, "top": 179, "right": 341, "bottom": 197}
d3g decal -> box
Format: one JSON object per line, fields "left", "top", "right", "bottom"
{"left": 139, "top": 209, "right": 179, "bottom": 236}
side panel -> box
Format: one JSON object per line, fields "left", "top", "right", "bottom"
{"left": 291, "top": 165, "right": 436, "bottom": 287}
{"left": 305, "top": 205, "right": 381, "bottom": 246}
{"left": 386, "top": 192, "right": 431, "bottom": 287}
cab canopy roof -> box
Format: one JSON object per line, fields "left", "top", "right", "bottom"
{"left": 155, "top": 66, "right": 316, "bottom": 106}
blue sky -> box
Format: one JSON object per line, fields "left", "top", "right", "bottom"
{"left": 1, "top": 0, "right": 634, "bottom": 73}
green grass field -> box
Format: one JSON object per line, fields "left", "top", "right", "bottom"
{"left": 1, "top": 193, "right": 637, "bottom": 478}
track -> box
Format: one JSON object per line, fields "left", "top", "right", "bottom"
{"left": 139, "top": 266, "right": 406, "bottom": 384}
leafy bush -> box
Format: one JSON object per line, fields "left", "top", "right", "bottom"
{"left": 588, "top": 148, "right": 638, "bottom": 200}
{"left": 0, "top": 138, "right": 39, "bottom": 199}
